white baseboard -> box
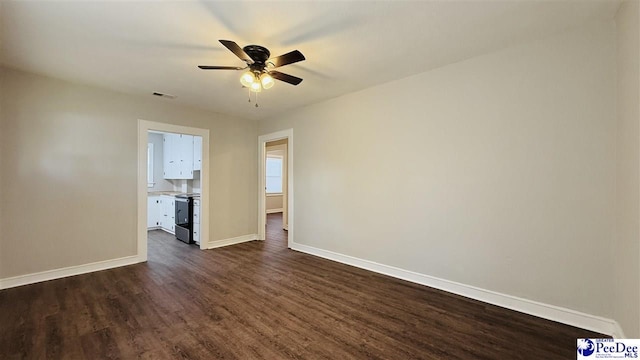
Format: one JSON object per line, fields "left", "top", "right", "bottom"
{"left": 290, "top": 242, "right": 622, "bottom": 337}
{"left": 0, "top": 255, "right": 142, "bottom": 290}
{"left": 611, "top": 321, "right": 627, "bottom": 339}
{"left": 207, "top": 233, "right": 258, "bottom": 249}
{"left": 266, "top": 208, "right": 283, "bottom": 214}
{"left": 1, "top": 236, "right": 625, "bottom": 338}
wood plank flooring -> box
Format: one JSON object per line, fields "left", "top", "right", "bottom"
{"left": 0, "top": 213, "right": 605, "bottom": 359}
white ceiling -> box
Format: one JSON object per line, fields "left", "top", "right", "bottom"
{"left": 0, "top": 1, "right": 621, "bottom": 121}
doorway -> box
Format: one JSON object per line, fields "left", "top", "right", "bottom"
{"left": 137, "top": 120, "right": 210, "bottom": 262}
{"left": 258, "top": 129, "right": 294, "bottom": 247}
{"left": 265, "top": 139, "right": 288, "bottom": 230}
{"left": 146, "top": 130, "right": 203, "bottom": 244}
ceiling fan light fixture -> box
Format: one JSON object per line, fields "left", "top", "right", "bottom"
{"left": 250, "top": 81, "right": 262, "bottom": 93}
{"left": 240, "top": 71, "right": 255, "bottom": 87}
{"left": 260, "top": 73, "right": 275, "bottom": 89}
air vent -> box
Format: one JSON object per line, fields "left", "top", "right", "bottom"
{"left": 152, "top": 92, "right": 177, "bottom": 99}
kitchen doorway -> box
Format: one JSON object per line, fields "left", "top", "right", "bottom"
{"left": 146, "top": 130, "right": 203, "bottom": 245}
{"left": 137, "top": 120, "right": 210, "bottom": 262}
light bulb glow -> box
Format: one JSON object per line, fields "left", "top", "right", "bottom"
{"left": 260, "top": 73, "right": 275, "bottom": 89}
{"left": 240, "top": 71, "right": 255, "bottom": 87}
{"left": 250, "top": 81, "right": 262, "bottom": 92}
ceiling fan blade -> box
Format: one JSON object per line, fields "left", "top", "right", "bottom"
{"left": 269, "top": 50, "right": 305, "bottom": 68}
{"left": 270, "top": 71, "right": 303, "bottom": 85}
{"left": 198, "top": 65, "right": 245, "bottom": 70}
{"left": 219, "top": 40, "right": 254, "bottom": 64}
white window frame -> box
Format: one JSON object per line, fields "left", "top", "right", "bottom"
{"left": 265, "top": 154, "right": 283, "bottom": 195}
{"left": 147, "top": 143, "right": 154, "bottom": 188}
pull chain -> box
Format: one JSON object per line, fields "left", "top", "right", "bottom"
{"left": 245, "top": 87, "right": 259, "bottom": 108}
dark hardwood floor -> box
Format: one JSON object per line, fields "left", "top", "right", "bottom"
{"left": 0, "top": 213, "right": 604, "bottom": 359}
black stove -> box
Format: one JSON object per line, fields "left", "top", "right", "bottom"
{"left": 175, "top": 195, "right": 196, "bottom": 244}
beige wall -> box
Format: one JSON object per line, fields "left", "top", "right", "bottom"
{"left": 0, "top": 67, "right": 258, "bottom": 278}
{"left": 260, "top": 21, "right": 617, "bottom": 320}
{"left": 614, "top": 0, "right": 640, "bottom": 338}
{"left": 266, "top": 195, "right": 283, "bottom": 212}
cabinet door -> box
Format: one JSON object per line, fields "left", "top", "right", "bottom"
{"left": 160, "top": 197, "right": 169, "bottom": 230}
{"left": 192, "top": 200, "right": 200, "bottom": 244}
{"left": 168, "top": 198, "right": 175, "bottom": 232}
{"left": 193, "top": 136, "right": 202, "bottom": 171}
{"left": 163, "top": 134, "right": 179, "bottom": 179}
{"left": 160, "top": 195, "right": 175, "bottom": 233}
{"left": 152, "top": 197, "right": 163, "bottom": 227}
{"left": 193, "top": 204, "right": 200, "bottom": 225}
{"left": 178, "top": 134, "right": 194, "bottom": 179}
{"left": 147, "top": 196, "right": 161, "bottom": 229}
{"left": 193, "top": 223, "right": 200, "bottom": 244}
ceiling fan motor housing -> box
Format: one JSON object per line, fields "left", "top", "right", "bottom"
{"left": 244, "top": 45, "right": 271, "bottom": 71}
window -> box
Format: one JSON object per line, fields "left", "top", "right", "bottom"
{"left": 266, "top": 155, "right": 283, "bottom": 194}
{"left": 147, "top": 143, "right": 154, "bottom": 188}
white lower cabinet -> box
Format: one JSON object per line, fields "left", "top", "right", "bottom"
{"left": 147, "top": 195, "right": 162, "bottom": 229}
{"left": 193, "top": 199, "right": 200, "bottom": 244}
{"left": 149, "top": 194, "right": 199, "bottom": 240}
{"left": 161, "top": 195, "right": 175, "bottom": 234}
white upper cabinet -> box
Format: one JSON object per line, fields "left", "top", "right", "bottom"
{"left": 179, "top": 134, "right": 194, "bottom": 177}
{"left": 163, "top": 133, "right": 178, "bottom": 179}
{"left": 163, "top": 133, "right": 194, "bottom": 179}
{"left": 193, "top": 135, "right": 202, "bottom": 171}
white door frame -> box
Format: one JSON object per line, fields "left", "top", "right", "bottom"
{"left": 137, "top": 119, "right": 210, "bottom": 261}
{"left": 258, "top": 129, "right": 293, "bottom": 247}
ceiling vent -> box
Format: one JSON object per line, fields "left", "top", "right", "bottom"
{"left": 152, "top": 92, "right": 177, "bottom": 99}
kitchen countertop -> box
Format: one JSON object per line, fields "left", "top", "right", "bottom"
{"left": 148, "top": 191, "right": 183, "bottom": 196}
{"left": 148, "top": 191, "right": 201, "bottom": 197}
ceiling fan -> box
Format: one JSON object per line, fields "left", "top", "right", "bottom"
{"left": 198, "top": 40, "right": 306, "bottom": 94}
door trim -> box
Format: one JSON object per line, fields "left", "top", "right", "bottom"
{"left": 137, "top": 119, "right": 210, "bottom": 261}
{"left": 258, "top": 129, "right": 293, "bottom": 247}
